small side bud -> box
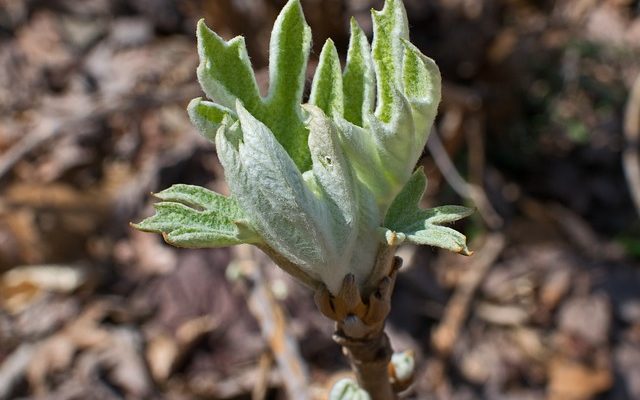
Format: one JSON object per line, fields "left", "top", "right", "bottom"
{"left": 225, "top": 261, "right": 245, "bottom": 282}
{"left": 329, "top": 378, "right": 371, "bottom": 400}
{"left": 389, "top": 350, "right": 415, "bottom": 392}
{"left": 385, "top": 230, "right": 405, "bottom": 246}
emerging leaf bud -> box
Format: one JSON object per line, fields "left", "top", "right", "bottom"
{"left": 133, "top": 0, "right": 473, "bottom": 295}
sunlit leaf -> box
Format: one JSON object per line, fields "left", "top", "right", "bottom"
{"left": 384, "top": 168, "right": 473, "bottom": 255}
{"left": 132, "top": 185, "right": 260, "bottom": 248}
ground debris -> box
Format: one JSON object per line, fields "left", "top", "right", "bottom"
{"left": 0, "top": 0, "right": 639, "bottom": 399}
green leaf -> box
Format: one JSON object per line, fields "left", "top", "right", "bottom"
{"left": 195, "top": 1, "right": 313, "bottom": 171}
{"left": 421, "top": 205, "right": 476, "bottom": 225}
{"left": 384, "top": 168, "right": 473, "bottom": 255}
{"left": 306, "top": 106, "right": 359, "bottom": 290}
{"left": 334, "top": 116, "right": 394, "bottom": 211}
{"left": 343, "top": 18, "right": 375, "bottom": 127}
{"left": 383, "top": 166, "right": 427, "bottom": 230}
{"left": 132, "top": 185, "right": 260, "bottom": 248}
{"left": 261, "top": 0, "right": 312, "bottom": 170}
{"left": 365, "top": 88, "right": 415, "bottom": 163}
{"left": 338, "top": 0, "right": 442, "bottom": 212}
{"left": 187, "top": 98, "right": 235, "bottom": 142}
{"left": 196, "top": 20, "right": 261, "bottom": 111}
{"left": 371, "top": 0, "right": 409, "bottom": 123}
{"left": 310, "top": 39, "right": 344, "bottom": 118}
{"left": 216, "top": 101, "right": 329, "bottom": 276}
{"left": 153, "top": 184, "right": 242, "bottom": 215}
{"left": 401, "top": 39, "right": 441, "bottom": 155}
{"left": 406, "top": 225, "right": 471, "bottom": 255}
{"left": 306, "top": 105, "right": 355, "bottom": 243}
{"left": 306, "top": 106, "right": 381, "bottom": 292}
{"left": 363, "top": 90, "right": 417, "bottom": 202}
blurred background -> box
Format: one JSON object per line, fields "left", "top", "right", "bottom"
{"left": 1, "top": 0, "right": 639, "bottom": 399}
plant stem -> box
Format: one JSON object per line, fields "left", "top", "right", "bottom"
{"left": 314, "top": 253, "right": 403, "bottom": 399}
{"left": 334, "top": 328, "right": 396, "bottom": 400}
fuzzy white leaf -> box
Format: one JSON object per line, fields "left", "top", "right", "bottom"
{"left": 217, "top": 101, "right": 331, "bottom": 277}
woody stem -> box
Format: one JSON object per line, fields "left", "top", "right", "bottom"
{"left": 334, "top": 326, "right": 396, "bottom": 400}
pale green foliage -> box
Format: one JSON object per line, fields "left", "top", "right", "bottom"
{"left": 187, "top": 99, "right": 232, "bottom": 141}
{"left": 310, "top": 39, "right": 343, "bottom": 118}
{"left": 343, "top": 19, "right": 375, "bottom": 127}
{"left": 384, "top": 168, "right": 474, "bottom": 255}
{"left": 194, "top": 0, "right": 311, "bottom": 170}
{"left": 329, "top": 379, "right": 371, "bottom": 400}
{"left": 132, "top": 185, "right": 260, "bottom": 248}
{"left": 216, "top": 102, "right": 327, "bottom": 275}
{"left": 371, "top": 0, "right": 409, "bottom": 123}
{"left": 134, "top": 0, "right": 472, "bottom": 294}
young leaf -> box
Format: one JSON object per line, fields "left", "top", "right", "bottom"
{"left": 261, "top": 0, "right": 312, "bottom": 170}
{"left": 196, "top": 20, "right": 261, "bottom": 111}
{"left": 305, "top": 105, "right": 362, "bottom": 290}
{"left": 187, "top": 98, "right": 235, "bottom": 142}
{"left": 153, "top": 184, "right": 242, "bottom": 215}
{"left": 265, "top": 0, "right": 311, "bottom": 109}
{"left": 196, "top": 0, "right": 313, "bottom": 171}
{"left": 306, "top": 105, "right": 355, "bottom": 240}
{"left": 307, "top": 107, "right": 383, "bottom": 291}
{"left": 334, "top": 117, "right": 387, "bottom": 201}
{"left": 343, "top": 18, "right": 375, "bottom": 127}
{"left": 406, "top": 225, "right": 471, "bottom": 255}
{"left": 217, "top": 101, "right": 330, "bottom": 277}
{"left": 383, "top": 166, "right": 427, "bottom": 230}
{"left": 132, "top": 185, "right": 260, "bottom": 248}
{"left": 363, "top": 90, "right": 417, "bottom": 197}
{"left": 384, "top": 168, "right": 473, "bottom": 255}
{"left": 371, "top": 0, "right": 409, "bottom": 123}
{"left": 401, "top": 40, "right": 441, "bottom": 155}
{"left": 310, "top": 39, "right": 344, "bottom": 118}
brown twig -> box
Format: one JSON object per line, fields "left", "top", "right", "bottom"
{"left": 252, "top": 352, "right": 273, "bottom": 400}
{"left": 0, "top": 344, "right": 35, "bottom": 400}
{"left": 315, "top": 257, "right": 403, "bottom": 400}
{"left": 623, "top": 73, "right": 640, "bottom": 216}
{"left": 333, "top": 331, "right": 395, "bottom": 400}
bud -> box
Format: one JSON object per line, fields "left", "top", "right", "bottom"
{"left": 133, "top": 0, "right": 473, "bottom": 295}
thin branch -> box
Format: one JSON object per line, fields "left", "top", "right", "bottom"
{"left": 0, "top": 344, "right": 35, "bottom": 400}
{"left": 333, "top": 331, "right": 395, "bottom": 400}
{"left": 252, "top": 352, "right": 273, "bottom": 400}
{"left": 623, "top": 73, "right": 640, "bottom": 216}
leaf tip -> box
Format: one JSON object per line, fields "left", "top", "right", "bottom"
{"left": 130, "top": 220, "right": 153, "bottom": 233}
{"left": 160, "top": 231, "right": 172, "bottom": 244}
{"left": 187, "top": 96, "right": 201, "bottom": 111}
{"left": 460, "top": 247, "right": 473, "bottom": 256}
{"left": 196, "top": 18, "right": 214, "bottom": 41}
{"left": 276, "top": 0, "right": 307, "bottom": 28}
{"left": 384, "top": 229, "right": 405, "bottom": 246}
{"left": 349, "top": 16, "right": 359, "bottom": 29}
{"left": 196, "top": 17, "right": 206, "bottom": 32}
